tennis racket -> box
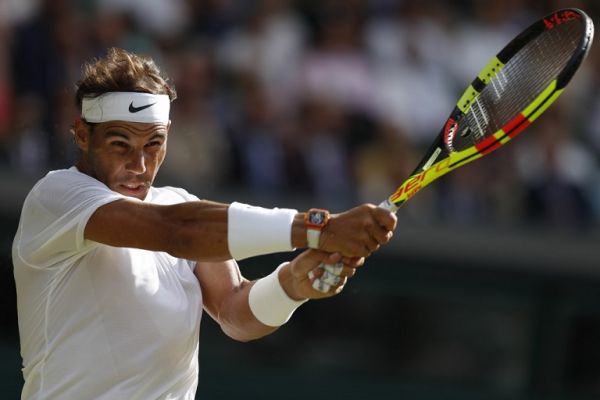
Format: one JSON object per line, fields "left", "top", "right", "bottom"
{"left": 379, "top": 8, "right": 595, "bottom": 212}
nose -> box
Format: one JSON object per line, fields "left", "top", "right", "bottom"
{"left": 126, "top": 149, "right": 147, "bottom": 174}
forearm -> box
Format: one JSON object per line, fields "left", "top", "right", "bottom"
{"left": 215, "top": 266, "right": 310, "bottom": 341}
{"left": 198, "top": 251, "right": 363, "bottom": 342}
{"left": 213, "top": 280, "right": 280, "bottom": 342}
{"left": 170, "top": 201, "right": 300, "bottom": 261}
{"left": 196, "top": 260, "right": 282, "bottom": 342}
{"left": 163, "top": 200, "right": 231, "bottom": 261}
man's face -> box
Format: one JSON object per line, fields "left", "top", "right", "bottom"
{"left": 74, "top": 119, "right": 169, "bottom": 200}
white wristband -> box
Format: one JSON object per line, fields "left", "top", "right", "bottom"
{"left": 248, "top": 263, "right": 308, "bottom": 327}
{"left": 228, "top": 202, "right": 297, "bottom": 260}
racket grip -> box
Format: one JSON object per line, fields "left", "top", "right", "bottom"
{"left": 378, "top": 198, "right": 399, "bottom": 213}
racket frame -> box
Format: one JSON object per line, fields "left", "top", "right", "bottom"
{"left": 380, "top": 8, "right": 594, "bottom": 212}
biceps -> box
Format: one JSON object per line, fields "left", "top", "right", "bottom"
{"left": 87, "top": 199, "right": 230, "bottom": 261}
{"left": 85, "top": 199, "right": 175, "bottom": 251}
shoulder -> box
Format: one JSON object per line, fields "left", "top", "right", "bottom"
{"left": 24, "top": 167, "right": 123, "bottom": 216}
{"left": 33, "top": 167, "right": 108, "bottom": 194}
{"left": 147, "top": 186, "right": 200, "bottom": 205}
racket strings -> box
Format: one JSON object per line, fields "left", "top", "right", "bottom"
{"left": 454, "top": 19, "right": 583, "bottom": 151}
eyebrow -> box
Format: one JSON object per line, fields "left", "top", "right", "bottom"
{"left": 104, "top": 131, "right": 167, "bottom": 141}
{"left": 105, "top": 131, "right": 130, "bottom": 140}
{"left": 148, "top": 132, "right": 167, "bottom": 141}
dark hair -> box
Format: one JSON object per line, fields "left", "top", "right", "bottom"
{"left": 75, "top": 47, "right": 177, "bottom": 106}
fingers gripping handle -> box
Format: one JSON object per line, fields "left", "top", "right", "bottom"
{"left": 310, "top": 199, "right": 398, "bottom": 294}
{"left": 311, "top": 262, "right": 344, "bottom": 293}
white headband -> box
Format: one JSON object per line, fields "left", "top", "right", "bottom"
{"left": 81, "top": 92, "right": 170, "bottom": 124}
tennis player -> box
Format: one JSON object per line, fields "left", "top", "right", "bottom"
{"left": 12, "top": 48, "right": 397, "bottom": 399}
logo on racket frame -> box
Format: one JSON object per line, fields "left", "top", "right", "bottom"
{"left": 544, "top": 9, "right": 581, "bottom": 29}
{"left": 443, "top": 118, "right": 459, "bottom": 152}
{"left": 390, "top": 157, "right": 454, "bottom": 203}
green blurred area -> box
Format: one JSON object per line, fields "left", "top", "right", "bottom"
{"left": 195, "top": 252, "right": 600, "bottom": 400}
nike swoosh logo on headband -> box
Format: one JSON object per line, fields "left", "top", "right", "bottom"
{"left": 129, "top": 101, "right": 156, "bottom": 113}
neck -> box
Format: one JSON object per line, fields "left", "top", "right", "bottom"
{"left": 75, "top": 159, "right": 92, "bottom": 177}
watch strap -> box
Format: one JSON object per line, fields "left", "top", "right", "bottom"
{"left": 305, "top": 208, "right": 330, "bottom": 249}
{"left": 307, "top": 228, "right": 321, "bottom": 249}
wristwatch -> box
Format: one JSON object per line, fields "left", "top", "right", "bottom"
{"left": 305, "top": 208, "right": 330, "bottom": 249}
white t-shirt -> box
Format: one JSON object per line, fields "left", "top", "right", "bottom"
{"left": 12, "top": 167, "right": 203, "bottom": 400}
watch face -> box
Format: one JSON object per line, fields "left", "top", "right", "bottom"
{"left": 309, "top": 212, "right": 325, "bottom": 225}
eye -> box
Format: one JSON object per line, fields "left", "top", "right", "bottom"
{"left": 145, "top": 140, "right": 164, "bottom": 148}
{"left": 111, "top": 141, "right": 129, "bottom": 149}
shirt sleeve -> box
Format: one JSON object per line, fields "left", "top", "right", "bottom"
{"left": 14, "top": 169, "right": 127, "bottom": 269}
{"left": 158, "top": 186, "right": 201, "bottom": 203}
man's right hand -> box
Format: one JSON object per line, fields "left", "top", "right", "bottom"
{"left": 294, "top": 204, "right": 397, "bottom": 258}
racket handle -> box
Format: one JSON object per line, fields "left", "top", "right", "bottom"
{"left": 378, "top": 198, "right": 399, "bottom": 213}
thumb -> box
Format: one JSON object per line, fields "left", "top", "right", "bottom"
{"left": 374, "top": 207, "right": 398, "bottom": 230}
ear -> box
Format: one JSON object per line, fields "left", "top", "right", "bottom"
{"left": 73, "top": 117, "right": 91, "bottom": 151}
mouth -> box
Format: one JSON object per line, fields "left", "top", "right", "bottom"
{"left": 116, "top": 182, "right": 148, "bottom": 197}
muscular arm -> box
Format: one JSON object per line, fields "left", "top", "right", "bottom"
{"left": 85, "top": 199, "right": 233, "bottom": 261}
{"left": 195, "top": 250, "right": 365, "bottom": 342}
{"left": 195, "top": 259, "right": 277, "bottom": 341}
{"left": 85, "top": 198, "right": 396, "bottom": 261}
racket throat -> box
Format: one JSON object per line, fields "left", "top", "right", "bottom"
{"left": 422, "top": 147, "right": 442, "bottom": 171}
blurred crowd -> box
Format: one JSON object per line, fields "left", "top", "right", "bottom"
{"left": 0, "top": 0, "right": 599, "bottom": 231}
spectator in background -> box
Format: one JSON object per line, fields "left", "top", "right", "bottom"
{"left": 5, "top": 95, "right": 49, "bottom": 177}
{"left": 578, "top": 40, "right": 600, "bottom": 220}
{"left": 186, "top": 0, "right": 243, "bottom": 40}
{"left": 299, "top": 0, "right": 375, "bottom": 116}
{"left": 353, "top": 121, "right": 418, "bottom": 206}
{"left": 216, "top": 0, "right": 306, "bottom": 114}
{"left": 0, "top": 20, "right": 13, "bottom": 154}
{"left": 516, "top": 109, "right": 597, "bottom": 230}
{"left": 96, "top": 0, "right": 189, "bottom": 40}
{"left": 299, "top": 98, "right": 355, "bottom": 210}
{"left": 228, "top": 74, "right": 289, "bottom": 196}
{"left": 90, "top": 9, "right": 158, "bottom": 58}
{"left": 158, "top": 46, "right": 233, "bottom": 192}
{"left": 365, "top": 0, "right": 456, "bottom": 144}
{"left": 10, "top": 0, "right": 85, "bottom": 169}
{"left": 451, "top": 0, "right": 530, "bottom": 84}
{"left": 0, "top": 0, "right": 41, "bottom": 26}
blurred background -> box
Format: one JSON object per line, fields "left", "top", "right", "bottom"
{"left": 1, "top": 0, "right": 600, "bottom": 398}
